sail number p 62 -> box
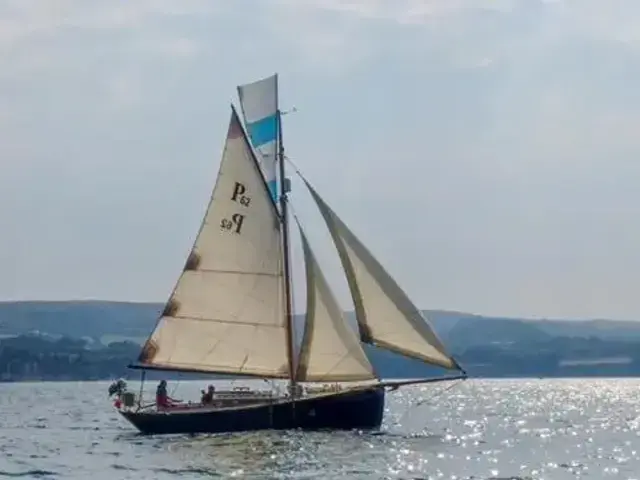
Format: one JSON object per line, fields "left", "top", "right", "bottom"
{"left": 220, "top": 182, "right": 251, "bottom": 234}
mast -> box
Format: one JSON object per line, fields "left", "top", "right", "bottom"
{"left": 276, "top": 82, "right": 297, "bottom": 395}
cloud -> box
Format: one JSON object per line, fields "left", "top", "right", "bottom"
{"left": 1, "top": 0, "right": 640, "bottom": 319}
{"left": 274, "top": 0, "right": 516, "bottom": 24}
{"left": 0, "top": 0, "right": 213, "bottom": 39}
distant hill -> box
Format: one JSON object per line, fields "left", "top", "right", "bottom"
{"left": 533, "top": 318, "right": 640, "bottom": 340}
{"left": 443, "top": 316, "right": 552, "bottom": 351}
{"left": 0, "top": 301, "right": 160, "bottom": 339}
{"left": 3, "top": 300, "right": 640, "bottom": 345}
{"left": 2, "top": 300, "right": 640, "bottom": 380}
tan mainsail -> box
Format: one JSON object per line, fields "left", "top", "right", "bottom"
{"left": 303, "top": 180, "right": 459, "bottom": 371}
{"left": 137, "top": 107, "right": 290, "bottom": 378}
{"left": 295, "top": 223, "right": 377, "bottom": 382}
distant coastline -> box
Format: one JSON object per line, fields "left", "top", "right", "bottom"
{"left": 1, "top": 301, "right": 640, "bottom": 382}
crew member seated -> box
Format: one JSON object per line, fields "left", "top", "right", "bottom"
{"left": 201, "top": 385, "right": 215, "bottom": 405}
{"left": 156, "top": 380, "right": 181, "bottom": 410}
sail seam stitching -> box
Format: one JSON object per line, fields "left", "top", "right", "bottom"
{"left": 170, "top": 315, "right": 286, "bottom": 328}
{"left": 186, "top": 269, "right": 281, "bottom": 277}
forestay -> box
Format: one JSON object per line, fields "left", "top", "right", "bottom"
{"left": 304, "top": 180, "right": 459, "bottom": 371}
{"left": 136, "top": 107, "right": 290, "bottom": 378}
{"left": 295, "top": 223, "right": 377, "bottom": 383}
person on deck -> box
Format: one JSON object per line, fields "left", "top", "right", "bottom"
{"left": 156, "top": 380, "right": 181, "bottom": 410}
{"left": 201, "top": 385, "right": 215, "bottom": 405}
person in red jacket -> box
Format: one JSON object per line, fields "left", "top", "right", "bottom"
{"left": 155, "top": 380, "right": 181, "bottom": 410}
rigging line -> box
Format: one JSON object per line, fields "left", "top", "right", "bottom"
{"left": 289, "top": 205, "right": 302, "bottom": 223}
{"left": 394, "top": 378, "right": 465, "bottom": 427}
{"left": 414, "top": 378, "right": 464, "bottom": 408}
{"left": 170, "top": 375, "right": 181, "bottom": 398}
{"left": 137, "top": 370, "right": 146, "bottom": 410}
{"left": 284, "top": 155, "right": 304, "bottom": 179}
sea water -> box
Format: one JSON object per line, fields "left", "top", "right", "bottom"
{"left": 0, "top": 378, "right": 639, "bottom": 479}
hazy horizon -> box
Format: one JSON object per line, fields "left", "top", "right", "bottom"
{"left": 2, "top": 1, "right": 640, "bottom": 320}
{"left": 1, "top": 298, "right": 638, "bottom": 324}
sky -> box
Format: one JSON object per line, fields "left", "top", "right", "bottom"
{"left": 1, "top": 0, "right": 640, "bottom": 320}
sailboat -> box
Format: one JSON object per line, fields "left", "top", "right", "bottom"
{"left": 115, "top": 74, "right": 466, "bottom": 435}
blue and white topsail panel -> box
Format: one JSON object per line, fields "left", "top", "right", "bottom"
{"left": 237, "top": 74, "right": 278, "bottom": 201}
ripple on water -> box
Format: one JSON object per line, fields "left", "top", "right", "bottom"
{"left": 0, "top": 470, "right": 59, "bottom": 478}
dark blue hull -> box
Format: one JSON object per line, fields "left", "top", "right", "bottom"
{"left": 119, "top": 387, "right": 385, "bottom": 435}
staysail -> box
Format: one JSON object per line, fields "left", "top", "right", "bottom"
{"left": 295, "top": 223, "right": 377, "bottom": 382}
{"left": 135, "top": 107, "right": 291, "bottom": 379}
{"left": 237, "top": 74, "right": 279, "bottom": 202}
{"left": 303, "top": 180, "right": 459, "bottom": 371}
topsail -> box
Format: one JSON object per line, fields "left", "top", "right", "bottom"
{"left": 237, "top": 74, "right": 279, "bottom": 201}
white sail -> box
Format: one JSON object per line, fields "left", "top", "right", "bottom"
{"left": 295, "top": 223, "right": 377, "bottom": 383}
{"left": 137, "top": 107, "right": 290, "bottom": 379}
{"left": 303, "top": 180, "right": 459, "bottom": 371}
